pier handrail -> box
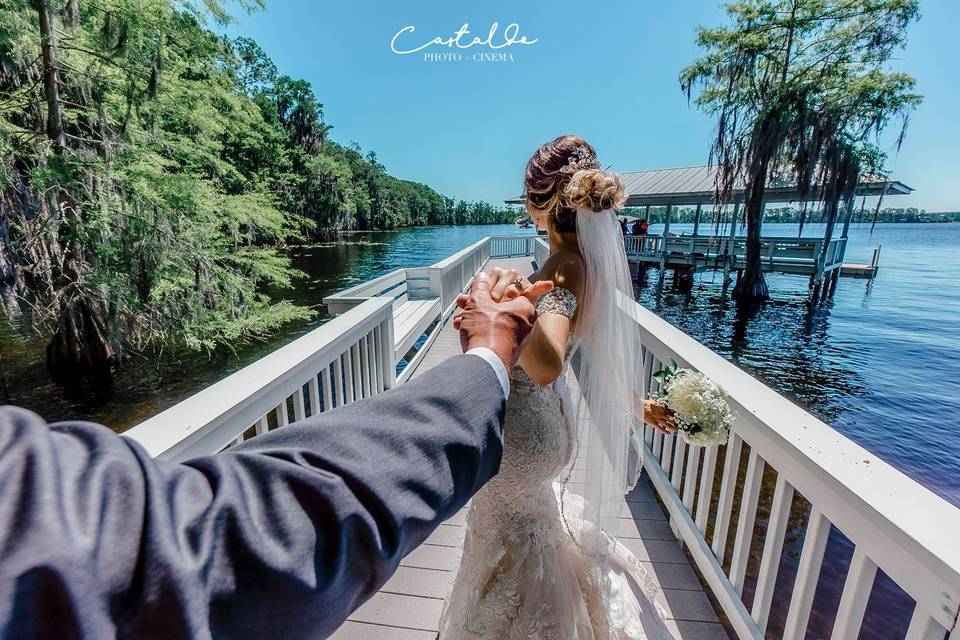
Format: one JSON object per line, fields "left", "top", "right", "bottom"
{"left": 127, "top": 235, "right": 532, "bottom": 461}
{"left": 623, "top": 296, "right": 960, "bottom": 638}
{"left": 533, "top": 236, "right": 550, "bottom": 267}
{"left": 323, "top": 268, "right": 409, "bottom": 314}
{"left": 406, "top": 237, "right": 492, "bottom": 316}
{"left": 125, "top": 297, "right": 396, "bottom": 461}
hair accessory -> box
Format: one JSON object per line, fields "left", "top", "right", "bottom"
{"left": 559, "top": 145, "right": 600, "bottom": 175}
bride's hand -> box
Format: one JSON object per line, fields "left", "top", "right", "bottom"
{"left": 639, "top": 398, "right": 677, "bottom": 435}
{"left": 452, "top": 277, "right": 554, "bottom": 330}
{"left": 487, "top": 267, "right": 535, "bottom": 302}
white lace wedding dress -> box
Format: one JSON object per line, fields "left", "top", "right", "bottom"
{"left": 438, "top": 288, "right": 672, "bottom": 640}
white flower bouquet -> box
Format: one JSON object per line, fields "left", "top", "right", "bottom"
{"left": 652, "top": 361, "right": 736, "bottom": 446}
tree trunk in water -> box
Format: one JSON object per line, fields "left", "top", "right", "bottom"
{"left": 732, "top": 160, "right": 770, "bottom": 302}
{"left": 0, "top": 218, "right": 15, "bottom": 286}
{"left": 46, "top": 291, "right": 118, "bottom": 380}
{"left": 35, "top": 1, "right": 119, "bottom": 379}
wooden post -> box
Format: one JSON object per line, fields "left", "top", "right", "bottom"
{"left": 659, "top": 204, "right": 672, "bottom": 269}
{"left": 723, "top": 201, "right": 739, "bottom": 284}
{"left": 841, "top": 193, "right": 858, "bottom": 239}
{"left": 693, "top": 203, "right": 702, "bottom": 237}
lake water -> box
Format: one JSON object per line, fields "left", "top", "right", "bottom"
{"left": 630, "top": 222, "right": 960, "bottom": 639}
{"left": 634, "top": 221, "right": 960, "bottom": 508}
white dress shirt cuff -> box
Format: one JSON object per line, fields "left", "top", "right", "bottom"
{"left": 464, "top": 347, "right": 511, "bottom": 399}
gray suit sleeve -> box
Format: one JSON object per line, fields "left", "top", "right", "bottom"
{"left": 0, "top": 353, "right": 505, "bottom": 639}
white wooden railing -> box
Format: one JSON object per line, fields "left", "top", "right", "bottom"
{"left": 625, "top": 234, "right": 849, "bottom": 273}
{"left": 323, "top": 268, "right": 409, "bottom": 315}
{"left": 407, "top": 237, "right": 492, "bottom": 317}
{"left": 125, "top": 297, "right": 396, "bottom": 461}
{"left": 625, "top": 297, "right": 960, "bottom": 640}
{"left": 126, "top": 235, "right": 535, "bottom": 461}
{"left": 125, "top": 236, "right": 960, "bottom": 640}
{"left": 534, "top": 236, "right": 550, "bottom": 267}
{"left": 624, "top": 235, "right": 666, "bottom": 255}
{"left": 490, "top": 235, "right": 539, "bottom": 258}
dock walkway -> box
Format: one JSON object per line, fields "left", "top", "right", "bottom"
{"left": 331, "top": 257, "right": 727, "bottom": 640}
{"left": 126, "top": 237, "right": 960, "bottom": 640}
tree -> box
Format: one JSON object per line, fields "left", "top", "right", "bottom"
{"left": 1, "top": 0, "right": 310, "bottom": 378}
{"left": 680, "top": 0, "right": 921, "bottom": 301}
{"left": 1, "top": 0, "right": 521, "bottom": 383}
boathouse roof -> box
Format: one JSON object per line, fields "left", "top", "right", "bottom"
{"left": 505, "top": 164, "right": 912, "bottom": 207}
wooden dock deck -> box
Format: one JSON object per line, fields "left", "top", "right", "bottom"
{"left": 330, "top": 257, "right": 727, "bottom": 640}
{"left": 128, "top": 237, "right": 960, "bottom": 640}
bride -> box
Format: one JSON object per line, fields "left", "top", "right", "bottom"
{"left": 441, "top": 135, "right": 677, "bottom": 640}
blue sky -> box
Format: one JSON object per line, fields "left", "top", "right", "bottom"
{"left": 226, "top": 0, "right": 959, "bottom": 212}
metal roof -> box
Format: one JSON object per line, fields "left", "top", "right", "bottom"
{"left": 505, "top": 164, "right": 912, "bottom": 207}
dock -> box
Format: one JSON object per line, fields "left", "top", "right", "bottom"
{"left": 506, "top": 164, "right": 906, "bottom": 293}
{"left": 839, "top": 263, "right": 879, "bottom": 277}
{"left": 330, "top": 256, "right": 727, "bottom": 640}
{"left": 124, "top": 236, "right": 960, "bottom": 640}
{"left": 840, "top": 244, "right": 883, "bottom": 278}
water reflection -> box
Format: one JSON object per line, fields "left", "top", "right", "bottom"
{"left": 636, "top": 269, "right": 868, "bottom": 428}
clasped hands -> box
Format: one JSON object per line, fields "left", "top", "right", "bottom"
{"left": 453, "top": 267, "right": 676, "bottom": 434}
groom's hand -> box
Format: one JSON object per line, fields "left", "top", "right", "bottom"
{"left": 453, "top": 272, "right": 553, "bottom": 370}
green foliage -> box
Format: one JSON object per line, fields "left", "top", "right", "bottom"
{"left": 0, "top": 0, "right": 513, "bottom": 371}
{"left": 681, "top": 0, "right": 922, "bottom": 193}
{"left": 679, "top": 0, "right": 922, "bottom": 298}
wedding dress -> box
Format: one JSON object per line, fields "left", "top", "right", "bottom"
{"left": 438, "top": 287, "right": 672, "bottom": 640}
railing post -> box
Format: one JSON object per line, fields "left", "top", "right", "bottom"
{"left": 379, "top": 316, "right": 396, "bottom": 389}
{"left": 432, "top": 268, "right": 445, "bottom": 305}
{"left": 659, "top": 204, "right": 673, "bottom": 273}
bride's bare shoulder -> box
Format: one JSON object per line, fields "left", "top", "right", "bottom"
{"left": 539, "top": 250, "right": 585, "bottom": 298}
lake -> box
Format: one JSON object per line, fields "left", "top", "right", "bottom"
{"left": 2, "top": 222, "right": 958, "bottom": 510}
{"left": 634, "top": 221, "right": 960, "bottom": 509}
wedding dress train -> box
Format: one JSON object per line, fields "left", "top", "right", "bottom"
{"left": 438, "top": 288, "right": 671, "bottom": 640}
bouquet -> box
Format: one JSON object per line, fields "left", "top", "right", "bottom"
{"left": 652, "top": 361, "right": 735, "bottom": 446}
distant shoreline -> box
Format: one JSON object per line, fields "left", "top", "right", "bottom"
{"left": 323, "top": 219, "right": 959, "bottom": 238}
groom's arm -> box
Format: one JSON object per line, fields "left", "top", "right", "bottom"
{"left": 0, "top": 353, "right": 506, "bottom": 640}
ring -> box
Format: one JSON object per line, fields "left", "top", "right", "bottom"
{"left": 510, "top": 276, "right": 527, "bottom": 293}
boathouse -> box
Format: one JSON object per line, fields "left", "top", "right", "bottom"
{"left": 508, "top": 165, "right": 911, "bottom": 288}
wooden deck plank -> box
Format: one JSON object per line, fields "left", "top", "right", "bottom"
{"left": 400, "top": 543, "right": 460, "bottom": 572}
{"left": 641, "top": 561, "right": 705, "bottom": 591}
{"left": 347, "top": 592, "right": 444, "bottom": 631}
{"left": 618, "top": 518, "right": 679, "bottom": 541}
{"left": 329, "top": 620, "right": 437, "bottom": 640}
{"left": 333, "top": 256, "right": 721, "bottom": 639}
{"left": 381, "top": 566, "right": 452, "bottom": 600}
{"left": 658, "top": 589, "right": 720, "bottom": 623}
{"left": 621, "top": 537, "right": 690, "bottom": 564}
{"left": 664, "top": 620, "right": 730, "bottom": 640}
{"left": 423, "top": 523, "right": 465, "bottom": 547}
